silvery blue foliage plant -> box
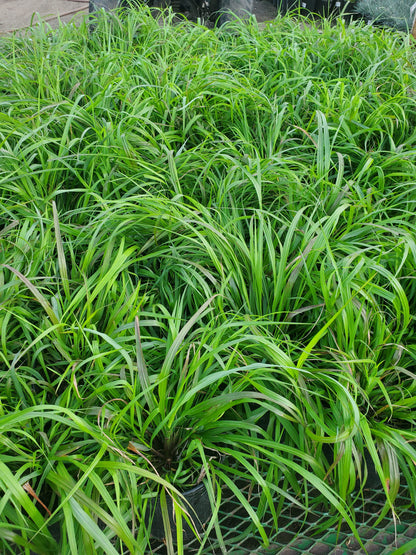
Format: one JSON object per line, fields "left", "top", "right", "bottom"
{"left": 356, "top": 0, "right": 416, "bottom": 30}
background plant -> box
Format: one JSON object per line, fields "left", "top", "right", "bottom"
{"left": 356, "top": 0, "right": 415, "bottom": 30}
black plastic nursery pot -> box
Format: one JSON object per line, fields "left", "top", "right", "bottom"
{"left": 277, "top": 0, "right": 354, "bottom": 17}
{"left": 89, "top": 0, "right": 255, "bottom": 26}
{"left": 275, "top": 0, "right": 298, "bottom": 15}
{"left": 89, "top": 0, "right": 354, "bottom": 19}
{"left": 299, "top": 0, "right": 333, "bottom": 16}
{"left": 309, "top": 0, "right": 357, "bottom": 16}
{"left": 322, "top": 443, "right": 384, "bottom": 492}
{"left": 148, "top": 483, "right": 212, "bottom": 542}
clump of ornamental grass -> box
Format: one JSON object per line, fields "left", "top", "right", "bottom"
{"left": 0, "top": 200, "right": 362, "bottom": 553}
{"left": 1, "top": 5, "right": 416, "bottom": 553}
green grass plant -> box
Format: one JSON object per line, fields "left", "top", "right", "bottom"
{"left": 1, "top": 6, "right": 416, "bottom": 553}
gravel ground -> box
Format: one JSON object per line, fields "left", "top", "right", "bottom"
{"left": 0, "top": 0, "right": 89, "bottom": 33}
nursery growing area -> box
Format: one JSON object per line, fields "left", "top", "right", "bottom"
{"left": 1, "top": 5, "right": 416, "bottom": 554}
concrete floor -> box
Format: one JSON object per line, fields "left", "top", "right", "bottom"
{"left": 0, "top": 0, "right": 89, "bottom": 33}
